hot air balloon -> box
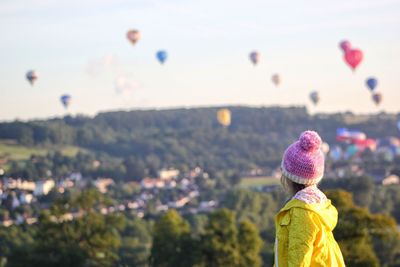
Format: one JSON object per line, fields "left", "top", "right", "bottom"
{"left": 356, "top": 138, "right": 377, "bottom": 152}
{"left": 345, "top": 144, "right": 359, "bottom": 159}
{"left": 271, "top": 74, "right": 281, "bottom": 87}
{"left": 249, "top": 51, "right": 260, "bottom": 65}
{"left": 336, "top": 128, "right": 366, "bottom": 143}
{"left": 26, "top": 70, "right": 38, "bottom": 85}
{"left": 372, "top": 92, "right": 382, "bottom": 106}
{"left": 156, "top": 50, "right": 168, "bottom": 64}
{"left": 344, "top": 49, "right": 363, "bottom": 71}
{"left": 366, "top": 77, "right": 378, "bottom": 92}
{"left": 126, "top": 29, "right": 141, "bottom": 46}
{"left": 329, "top": 146, "right": 342, "bottom": 161}
{"left": 217, "top": 108, "right": 231, "bottom": 127}
{"left": 310, "top": 91, "right": 320, "bottom": 105}
{"left": 60, "top": 94, "right": 71, "bottom": 109}
{"left": 339, "top": 40, "right": 351, "bottom": 53}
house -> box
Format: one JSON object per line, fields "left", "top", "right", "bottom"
{"left": 127, "top": 201, "right": 139, "bottom": 209}
{"left": 370, "top": 169, "right": 390, "bottom": 184}
{"left": 34, "top": 180, "right": 55, "bottom": 196}
{"left": 69, "top": 172, "right": 82, "bottom": 181}
{"left": 6, "top": 178, "right": 36, "bottom": 191}
{"left": 179, "top": 178, "right": 190, "bottom": 189}
{"left": 94, "top": 178, "right": 114, "bottom": 193}
{"left": 188, "top": 167, "right": 202, "bottom": 179}
{"left": 199, "top": 200, "right": 217, "bottom": 212}
{"left": 158, "top": 168, "right": 180, "bottom": 181}
{"left": 59, "top": 179, "right": 74, "bottom": 189}
{"left": 188, "top": 190, "right": 200, "bottom": 198}
{"left": 1, "top": 219, "right": 13, "bottom": 227}
{"left": 26, "top": 217, "right": 37, "bottom": 225}
{"left": 165, "top": 180, "right": 177, "bottom": 189}
{"left": 156, "top": 205, "right": 169, "bottom": 212}
{"left": 382, "top": 175, "right": 400, "bottom": 185}
{"left": 11, "top": 193, "right": 20, "bottom": 209}
{"left": 19, "top": 192, "right": 33, "bottom": 204}
{"left": 141, "top": 178, "right": 165, "bottom": 189}
{"left": 169, "top": 197, "right": 190, "bottom": 208}
{"left": 140, "top": 192, "right": 153, "bottom": 201}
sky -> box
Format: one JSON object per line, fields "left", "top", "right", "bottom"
{"left": 1, "top": 0, "right": 400, "bottom": 121}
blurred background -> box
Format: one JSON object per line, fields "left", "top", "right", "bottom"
{"left": 1, "top": 0, "right": 400, "bottom": 266}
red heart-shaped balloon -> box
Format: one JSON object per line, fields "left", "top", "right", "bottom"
{"left": 344, "top": 49, "right": 363, "bottom": 70}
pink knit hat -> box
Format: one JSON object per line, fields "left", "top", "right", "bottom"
{"left": 281, "top": 130, "right": 325, "bottom": 185}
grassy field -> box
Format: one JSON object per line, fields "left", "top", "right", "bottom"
{"left": 0, "top": 141, "right": 84, "bottom": 161}
{"left": 239, "top": 176, "right": 281, "bottom": 189}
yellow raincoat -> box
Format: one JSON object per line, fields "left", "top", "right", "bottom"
{"left": 274, "top": 199, "right": 345, "bottom": 267}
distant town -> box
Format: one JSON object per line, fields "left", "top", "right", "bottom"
{"left": 1, "top": 159, "right": 399, "bottom": 227}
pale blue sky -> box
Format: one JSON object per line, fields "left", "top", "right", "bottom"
{"left": 1, "top": 0, "right": 400, "bottom": 121}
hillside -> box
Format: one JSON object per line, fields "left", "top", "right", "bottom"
{"left": 0, "top": 106, "right": 399, "bottom": 179}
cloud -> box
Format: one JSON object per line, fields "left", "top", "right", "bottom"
{"left": 114, "top": 74, "right": 141, "bottom": 97}
{"left": 85, "top": 54, "right": 119, "bottom": 76}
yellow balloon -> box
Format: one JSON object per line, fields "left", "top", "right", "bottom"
{"left": 217, "top": 109, "right": 231, "bottom": 127}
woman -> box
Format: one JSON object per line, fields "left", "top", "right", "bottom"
{"left": 274, "top": 130, "right": 345, "bottom": 267}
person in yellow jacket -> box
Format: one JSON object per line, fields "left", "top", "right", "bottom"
{"left": 274, "top": 131, "right": 345, "bottom": 267}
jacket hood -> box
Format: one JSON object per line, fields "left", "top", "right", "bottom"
{"left": 279, "top": 199, "right": 338, "bottom": 231}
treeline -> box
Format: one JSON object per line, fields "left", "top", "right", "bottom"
{"left": 7, "top": 152, "right": 127, "bottom": 181}
{"left": 1, "top": 107, "right": 399, "bottom": 175}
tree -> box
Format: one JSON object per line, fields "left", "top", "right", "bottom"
{"left": 200, "top": 209, "right": 240, "bottom": 267}
{"left": 150, "top": 210, "right": 192, "bottom": 267}
{"left": 238, "top": 220, "right": 263, "bottom": 267}
{"left": 221, "top": 189, "right": 277, "bottom": 239}
{"left": 123, "top": 157, "right": 147, "bottom": 181}
{"left": 118, "top": 217, "right": 152, "bottom": 267}
{"left": 7, "top": 190, "right": 124, "bottom": 267}
{"left": 327, "top": 190, "right": 400, "bottom": 267}
{"left": 321, "top": 176, "right": 374, "bottom": 208}
{"left": 0, "top": 225, "right": 35, "bottom": 267}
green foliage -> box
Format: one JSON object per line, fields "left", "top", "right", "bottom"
{"left": 6, "top": 189, "right": 124, "bottom": 267}
{"left": 321, "top": 176, "right": 375, "bottom": 208}
{"left": 118, "top": 217, "right": 152, "bottom": 267}
{"left": 150, "top": 210, "right": 191, "bottom": 267}
{"left": 237, "top": 220, "right": 263, "bottom": 267}
{"left": 218, "top": 189, "right": 283, "bottom": 266}
{"left": 327, "top": 190, "right": 400, "bottom": 267}
{"left": 201, "top": 209, "right": 240, "bottom": 267}
{"left": 370, "top": 185, "right": 400, "bottom": 222}
{"left": 0, "top": 225, "right": 36, "bottom": 266}
{"left": 2, "top": 107, "right": 400, "bottom": 185}
{"left": 149, "top": 209, "right": 263, "bottom": 267}
{"left": 6, "top": 106, "right": 397, "bottom": 178}
{"left": 7, "top": 151, "right": 126, "bottom": 181}
{"left": 221, "top": 189, "right": 277, "bottom": 240}
{"left": 2, "top": 187, "right": 400, "bottom": 267}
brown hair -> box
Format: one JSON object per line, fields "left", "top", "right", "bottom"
{"left": 280, "top": 175, "right": 307, "bottom": 196}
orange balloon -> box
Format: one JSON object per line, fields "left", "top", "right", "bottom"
{"left": 126, "top": 29, "right": 141, "bottom": 46}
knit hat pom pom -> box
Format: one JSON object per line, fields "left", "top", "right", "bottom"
{"left": 299, "top": 131, "right": 322, "bottom": 152}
